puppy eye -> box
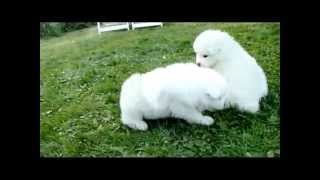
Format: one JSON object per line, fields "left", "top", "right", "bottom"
{"left": 203, "top": 55, "right": 208, "bottom": 58}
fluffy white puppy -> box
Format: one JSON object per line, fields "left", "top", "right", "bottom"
{"left": 193, "top": 30, "right": 268, "bottom": 113}
{"left": 120, "top": 63, "right": 227, "bottom": 131}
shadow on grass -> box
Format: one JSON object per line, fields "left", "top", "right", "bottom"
{"left": 142, "top": 90, "right": 279, "bottom": 133}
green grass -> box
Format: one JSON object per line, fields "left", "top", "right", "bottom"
{"left": 40, "top": 22, "right": 280, "bottom": 157}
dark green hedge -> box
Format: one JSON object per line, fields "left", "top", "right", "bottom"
{"left": 40, "top": 22, "right": 96, "bottom": 39}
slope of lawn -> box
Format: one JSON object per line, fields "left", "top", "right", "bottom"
{"left": 40, "top": 23, "right": 280, "bottom": 157}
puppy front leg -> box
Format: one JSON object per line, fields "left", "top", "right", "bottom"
{"left": 237, "top": 100, "right": 259, "bottom": 113}
{"left": 171, "top": 104, "right": 215, "bottom": 126}
{"left": 121, "top": 111, "right": 148, "bottom": 131}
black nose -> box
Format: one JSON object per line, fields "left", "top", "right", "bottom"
{"left": 196, "top": 63, "right": 201, "bottom": 67}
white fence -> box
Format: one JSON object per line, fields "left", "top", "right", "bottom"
{"left": 131, "top": 22, "right": 163, "bottom": 30}
{"left": 97, "top": 22, "right": 163, "bottom": 34}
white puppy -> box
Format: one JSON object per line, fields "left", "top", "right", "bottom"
{"left": 120, "top": 63, "right": 227, "bottom": 131}
{"left": 193, "top": 30, "right": 268, "bottom": 113}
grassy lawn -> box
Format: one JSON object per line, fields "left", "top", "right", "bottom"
{"left": 40, "top": 22, "right": 280, "bottom": 157}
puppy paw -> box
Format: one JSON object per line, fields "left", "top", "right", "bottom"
{"left": 241, "top": 103, "right": 259, "bottom": 113}
{"left": 200, "top": 116, "right": 215, "bottom": 126}
{"left": 126, "top": 121, "right": 148, "bottom": 131}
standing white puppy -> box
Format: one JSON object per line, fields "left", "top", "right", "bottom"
{"left": 193, "top": 30, "right": 268, "bottom": 113}
{"left": 120, "top": 63, "right": 227, "bottom": 131}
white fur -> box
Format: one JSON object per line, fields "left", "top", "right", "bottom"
{"left": 193, "top": 29, "right": 268, "bottom": 113}
{"left": 120, "top": 63, "right": 227, "bottom": 131}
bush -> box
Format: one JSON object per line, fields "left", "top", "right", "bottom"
{"left": 61, "top": 22, "right": 96, "bottom": 33}
{"left": 40, "top": 22, "right": 96, "bottom": 39}
{"left": 40, "top": 23, "right": 63, "bottom": 39}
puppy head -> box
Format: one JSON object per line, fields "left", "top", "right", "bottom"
{"left": 193, "top": 30, "right": 233, "bottom": 68}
